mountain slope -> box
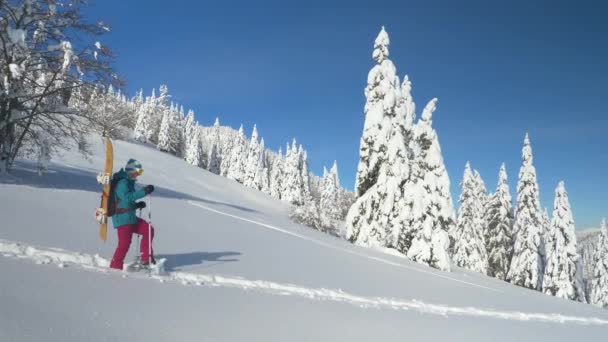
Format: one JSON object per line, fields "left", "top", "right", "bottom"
{"left": 1, "top": 136, "right": 607, "bottom": 342}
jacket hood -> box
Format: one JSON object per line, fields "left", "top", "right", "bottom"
{"left": 113, "top": 169, "right": 130, "bottom": 181}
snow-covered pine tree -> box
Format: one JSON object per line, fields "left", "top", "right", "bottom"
{"left": 406, "top": 98, "right": 453, "bottom": 271}
{"left": 541, "top": 207, "right": 551, "bottom": 266}
{"left": 591, "top": 219, "right": 608, "bottom": 308}
{"left": 156, "top": 103, "right": 172, "bottom": 152}
{"left": 132, "top": 89, "right": 144, "bottom": 115}
{"left": 451, "top": 162, "right": 488, "bottom": 274}
{"left": 300, "top": 147, "right": 311, "bottom": 197}
{"left": 320, "top": 161, "right": 342, "bottom": 221}
{"left": 542, "top": 181, "right": 586, "bottom": 302}
{"left": 484, "top": 163, "right": 514, "bottom": 280}
{"left": 353, "top": 26, "right": 400, "bottom": 198}
{"left": 282, "top": 139, "right": 305, "bottom": 205}
{"left": 148, "top": 85, "right": 169, "bottom": 143}
{"left": 289, "top": 194, "right": 331, "bottom": 233}
{"left": 144, "top": 89, "right": 157, "bottom": 143}
{"left": 473, "top": 170, "right": 489, "bottom": 234}
{"left": 206, "top": 118, "right": 221, "bottom": 174}
{"left": 508, "top": 133, "right": 544, "bottom": 290}
{"left": 133, "top": 95, "right": 151, "bottom": 142}
{"left": 185, "top": 127, "right": 202, "bottom": 167}
{"left": 243, "top": 125, "right": 261, "bottom": 188}
{"left": 346, "top": 27, "right": 415, "bottom": 250}
{"left": 269, "top": 148, "right": 284, "bottom": 200}
{"left": 207, "top": 142, "right": 221, "bottom": 174}
{"left": 182, "top": 109, "right": 196, "bottom": 156}
{"left": 226, "top": 125, "right": 247, "bottom": 183}
{"left": 254, "top": 140, "right": 270, "bottom": 193}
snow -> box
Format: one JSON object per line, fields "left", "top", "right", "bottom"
{"left": 2, "top": 136, "right": 608, "bottom": 341}
{"left": 7, "top": 27, "right": 26, "bottom": 48}
{"left": 9, "top": 63, "right": 23, "bottom": 79}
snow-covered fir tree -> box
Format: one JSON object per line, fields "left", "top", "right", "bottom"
{"left": 282, "top": 139, "right": 305, "bottom": 205}
{"left": 185, "top": 128, "right": 202, "bottom": 167}
{"left": 451, "top": 162, "right": 488, "bottom": 274}
{"left": 269, "top": 148, "right": 284, "bottom": 200}
{"left": 254, "top": 143, "right": 271, "bottom": 194}
{"left": 206, "top": 118, "right": 221, "bottom": 174}
{"left": 320, "top": 161, "right": 342, "bottom": 221}
{"left": 148, "top": 85, "right": 169, "bottom": 143}
{"left": 289, "top": 194, "right": 332, "bottom": 233}
{"left": 484, "top": 163, "right": 514, "bottom": 280}
{"left": 133, "top": 95, "right": 152, "bottom": 142}
{"left": 353, "top": 26, "right": 401, "bottom": 198}
{"left": 226, "top": 125, "right": 247, "bottom": 183}
{"left": 300, "top": 148, "right": 311, "bottom": 197}
{"left": 144, "top": 89, "right": 157, "bottom": 143}
{"left": 406, "top": 98, "right": 453, "bottom": 271}
{"left": 591, "top": 219, "right": 608, "bottom": 308}
{"left": 346, "top": 27, "right": 416, "bottom": 250}
{"left": 542, "top": 181, "right": 586, "bottom": 302}
{"left": 243, "top": 125, "right": 261, "bottom": 188}
{"left": 157, "top": 103, "right": 179, "bottom": 153}
{"left": 182, "top": 110, "right": 196, "bottom": 156}
{"left": 508, "top": 133, "right": 544, "bottom": 290}
{"left": 473, "top": 170, "right": 489, "bottom": 234}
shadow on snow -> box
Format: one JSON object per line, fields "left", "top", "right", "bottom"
{"left": 157, "top": 251, "right": 242, "bottom": 272}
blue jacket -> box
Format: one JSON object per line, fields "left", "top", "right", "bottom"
{"left": 111, "top": 169, "right": 146, "bottom": 228}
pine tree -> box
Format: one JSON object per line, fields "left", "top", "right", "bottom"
{"left": 269, "top": 148, "right": 284, "bottom": 199}
{"left": 508, "top": 133, "right": 544, "bottom": 290}
{"left": 243, "top": 125, "right": 261, "bottom": 188}
{"left": 157, "top": 103, "right": 172, "bottom": 152}
{"left": 206, "top": 118, "right": 221, "bottom": 174}
{"left": 473, "top": 170, "right": 489, "bottom": 233}
{"left": 484, "top": 163, "right": 514, "bottom": 280}
{"left": 254, "top": 140, "right": 270, "bottom": 193}
{"left": 185, "top": 128, "right": 202, "bottom": 167}
{"left": 320, "top": 161, "right": 342, "bottom": 221}
{"left": 353, "top": 26, "right": 402, "bottom": 198}
{"left": 133, "top": 95, "right": 151, "bottom": 142}
{"left": 300, "top": 147, "right": 311, "bottom": 197}
{"left": 542, "top": 181, "right": 586, "bottom": 302}
{"left": 451, "top": 162, "right": 488, "bottom": 274}
{"left": 282, "top": 139, "right": 305, "bottom": 205}
{"left": 591, "top": 219, "right": 608, "bottom": 308}
{"left": 226, "top": 125, "right": 247, "bottom": 183}
{"left": 144, "top": 89, "right": 157, "bottom": 143}
{"left": 148, "top": 85, "right": 169, "bottom": 143}
{"left": 346, "top": 27, "right": 416, "bottom": 250}
{"left": 406, "top": 99, "right": 453, "bottom": 271}
{"left": 182, "top": 109, "right": 196, "bottom": 156}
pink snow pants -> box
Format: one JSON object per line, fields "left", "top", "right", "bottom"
{"left": 110, "top": 218, "right": 154, "bottom": 270}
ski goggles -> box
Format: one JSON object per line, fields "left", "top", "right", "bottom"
{"left": 129, "top": 168, "right": 144, "bottom": 176}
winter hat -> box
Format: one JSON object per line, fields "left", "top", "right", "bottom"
{"left": 125, "top": 159, "right": 143, "bottom": 174}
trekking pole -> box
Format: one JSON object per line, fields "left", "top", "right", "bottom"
{"left": 148, "top": 192, "right": 152, "bottom": 263}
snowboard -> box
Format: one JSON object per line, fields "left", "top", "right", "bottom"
{"left": 95, "top": 134, "right": 113, "bottom": 242}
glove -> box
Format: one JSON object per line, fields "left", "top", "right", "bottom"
{"left": 134, "top": 201, "right": 146, "bottom": 210}
{"left": 144, "top": 185, "right": 155, "bottom": 194}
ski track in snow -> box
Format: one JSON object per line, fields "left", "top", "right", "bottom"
{"left": 187, "top": 200, "right": 502, "bottom": 293}
{"left": 1, "top": 238, "right": 607, "bottom": 326}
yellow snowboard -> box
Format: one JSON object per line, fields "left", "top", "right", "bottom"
{"left": 96, "top": 135, "right": 113, "bottom": 242}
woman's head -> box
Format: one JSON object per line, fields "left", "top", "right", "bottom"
{"left": 125, "top": 159, "right": 144, "bottom": 180}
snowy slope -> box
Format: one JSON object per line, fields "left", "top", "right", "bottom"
{"left": 1, "top": 136, "right": 608, "bottom": 342}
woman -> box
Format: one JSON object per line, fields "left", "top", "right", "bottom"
{"left": 109, "top": 159, "right": 156, "bottom": 270}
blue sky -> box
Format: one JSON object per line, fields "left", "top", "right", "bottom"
{"left": 85, "top": 0, "right": 607, "bottom": 229}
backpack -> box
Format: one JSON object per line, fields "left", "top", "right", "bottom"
{"left": 107, "top": 177, "right": 121, "bottom": 217}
